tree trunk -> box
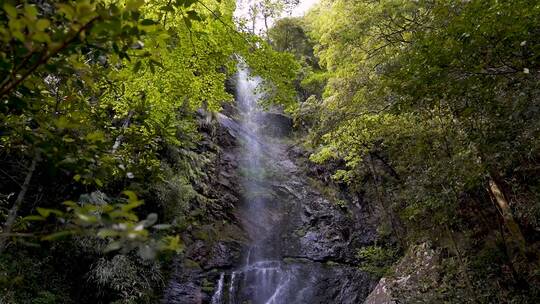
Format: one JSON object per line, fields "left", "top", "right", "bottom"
{"left": 488, "top": 176, "right": 526, "bottom": 253}
{"left": 445, "top": 224, "right": 478, "bottom": 303}
{"left": 263, "top": 14, "right": 270, "bottom": 42}
{"left": 0, "top": 151, "right": 40, "bottom": 253}
{"left": 368, "top": 154, "right": 406, "bottom": 248}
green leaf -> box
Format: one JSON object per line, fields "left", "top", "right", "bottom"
{"left": 97, "top": 228, "right": 119, "bottom": 238}
{"left": 104, "top": 241, "right": 122, "bottom": 252}
{"left": 122, "top": 190, "right": 138, "bottom": 202}
{"left": 3, "top": 3, "right": 17, "bottom": 18}
{"left": 36, "top": 207, "right": 51, "bottom": 218}
{"left": 75, "top": 212, "right": 98, "bottom": 223}
{"left": 120, "top": 199, "right": 143, "bottom": 212}
{"left": 126, "top": 0, "right": 145, "bottom": 11}
{"left": 140, "top": 19, "right": 157, "bottom": 26}
{"left": 42, "top": 230, "right": 75, "bottom": 241}
{"left": 109, "top": 209, "right": 139, "bottom": 221}
{"left": 63, "top": 201, "right": 78, "bottom": 208}
{"left": 36, "top": 19, "right": 50, "bottom": 32}
{"left": 176, "top": 0, "right": 197, "bottom": 7}
{"left": 57, "top": 4, "right": 75, "bottom": 20}
{"left": 186, "top": 10, "right": 202, "bottom": 21}
{"left": 32, "top": 32, "right": 50, "bottom": 43}
{"left": 75, "top": 2, "right": 95, "bottom": 16}
{"left": 24, "top": 4, "right": 38, "bottom": 19}
{"left": 95, "top": 178, "right": 103, "bottom": 187}
{"left": 62, "top": 135, "right": 75, "bottom": 143}
{"left": 85, "top": 131, "right": 105, "bottom": 142}
{"left": 23, "top": 215, "right": 46, "bottom": 221}
{"left": 160, "top": 5, "right": 175, "bottom": 12}
{"left": 163, "top": 235, "right": 184, "bottom": 252}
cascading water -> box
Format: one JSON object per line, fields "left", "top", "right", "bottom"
{"left": 210, "top": 63, "right": 295, "bottom": 304}
{"left": 211, "top": 273, "right": 225, "bottom": 304}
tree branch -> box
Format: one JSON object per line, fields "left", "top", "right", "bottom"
{"left": 0, "top": 16, "right": 100, "bottom": 98}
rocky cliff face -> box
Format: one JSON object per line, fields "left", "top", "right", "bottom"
{"left": 162, "top": 107, "right": 378, "bottom": 303}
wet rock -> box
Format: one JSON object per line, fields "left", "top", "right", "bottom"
{"left": 272, "top": 176, "right": 376, "bottom": 264}
{"left": 256, "top": 112, "right": 293, "bottom": 137}
{"left": 185, "top": 240, "right": 242, "bottom": 270}
{"left": 163, "top": 277, "right": 204, "bottom": 304}
{"left": 192, "top": 257, "right": 376, "bottom": 304}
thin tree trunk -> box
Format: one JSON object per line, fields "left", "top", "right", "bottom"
{"left": 468, "top": 140, "right": 526, "bottom": 253}
{"left": 494, "top": 209, "right": 526, "bottom": 289}
{"left": 445, "top": 224, "right": 478, "bottom": 303}
{"left": 263, "top": 14, "right": 270, "bottom": 42}
{"left": 368, "top": 154, "right": 406, "bottom": 248}
{"left": 488, "top": 176, "right": 526, "bottom": 253}
{"left": 0, "top": 151, "right": 40, "bottom": 253}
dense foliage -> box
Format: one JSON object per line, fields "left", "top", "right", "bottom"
{"left": 286, "top": 0, "right": 540, "bottom": 302}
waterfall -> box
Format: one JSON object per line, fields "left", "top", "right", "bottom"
{"left": 211, "top": 273, "right": 225, "bottom": 304}
{"left": 236, "top": 62, "right": 292, "bottom": 304}
{"left": 229, "top": 272, "right": 237, "bottom": 304}
{"left": 209, "top": 62, "right": 293, "bottom": 304}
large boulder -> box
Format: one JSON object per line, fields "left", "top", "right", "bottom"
{"left": 364, "top": 243, "right": 441, "bottom": 304}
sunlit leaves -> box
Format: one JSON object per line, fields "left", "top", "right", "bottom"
{"left": 2, "top": 3, "right": 17, "bottom": 18}
{"left": 126, "top": 0, "right": 146, "bottom": 11}
{"left": 0, "top": 0, "right": 299, "bottom": 266}
{"left": 23, "top": 191, "right": 181, "bottom": 258}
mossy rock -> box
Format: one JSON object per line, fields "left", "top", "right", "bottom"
{"left": 184, "top": 259, "right": 202, "bottom": 269}
{"left": 295, "top": 228, "right": 307, "bottom": 237}
{"left": 202, "top": 286, "right": 215, "bottom": 293}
